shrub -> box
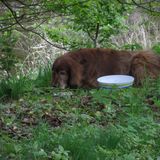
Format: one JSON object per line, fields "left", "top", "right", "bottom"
{"left": 122, "top": 43, "right": 143, "bottom": 51}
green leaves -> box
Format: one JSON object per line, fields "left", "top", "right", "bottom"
{"left": 70, "top": 0, "right": 130, "bottom": 47}
{"left": 44, "top": 0, "right": 133, "bottom": 48}
{"left": 152, "top": 42, "right": 160, "bottom": 54}
{"left": 51, "top": 145, "right": 70, "bottom": 160}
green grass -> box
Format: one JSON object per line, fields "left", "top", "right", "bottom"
{"left": 1, "top": 118, "right": 160, "bottom": 160}
{"left": 0, "top": 76, "right": 160, "bottom": 159}
{"left": 0, "top": 75, "right": 32, "bottom": 101}
{"left": 0, "top": 65, "right": 52, "bottom": 101}
{"left": 34, "top": 65, "right": 52, "bottom": 88}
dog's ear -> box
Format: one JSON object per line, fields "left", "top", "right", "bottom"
{"left": 68, "top": 59, "right": 83, "bottom": 88}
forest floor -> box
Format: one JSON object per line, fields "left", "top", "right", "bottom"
{"left": 1, "top": 80, "right": 160, "bottom": 160}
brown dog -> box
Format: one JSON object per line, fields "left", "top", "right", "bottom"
{"left": 52, "top": 48, "right": 160, "bottom": 88}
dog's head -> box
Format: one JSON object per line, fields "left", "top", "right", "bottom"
{"left": 52, "top": 56, "right": 83, "bottom": 89}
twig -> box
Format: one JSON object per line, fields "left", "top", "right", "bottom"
{"left": 117, "top": 0, "right": 160, "bottom": 13}
{"left": 1, "top": 0, "right": 67, "bottom": 50}
{"left": 94, "top": 23, "right": 100, "bottom": 48}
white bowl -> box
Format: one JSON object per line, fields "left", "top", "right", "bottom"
{"left": 97, "top": 75, "right": 134, "bottom": 89}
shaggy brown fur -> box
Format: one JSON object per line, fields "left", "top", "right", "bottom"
{"left": 52, "top": 48, "right": 160, "bottom": 88}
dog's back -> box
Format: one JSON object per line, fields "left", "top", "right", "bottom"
{"left": 131, "top": 51, "right": 160, "bottom": 85}
{"left": 52, "top": 48, "right": 160, "bottom": 88}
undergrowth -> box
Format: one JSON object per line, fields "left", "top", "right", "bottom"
{"left": 0, "top": 71, "right": 160, "bottom": 159}
{"left": 0, "top": 65, "right": 52, "bottom": 101}
{"left": 0, "top": 75, "right": 31, "bottom": 100}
